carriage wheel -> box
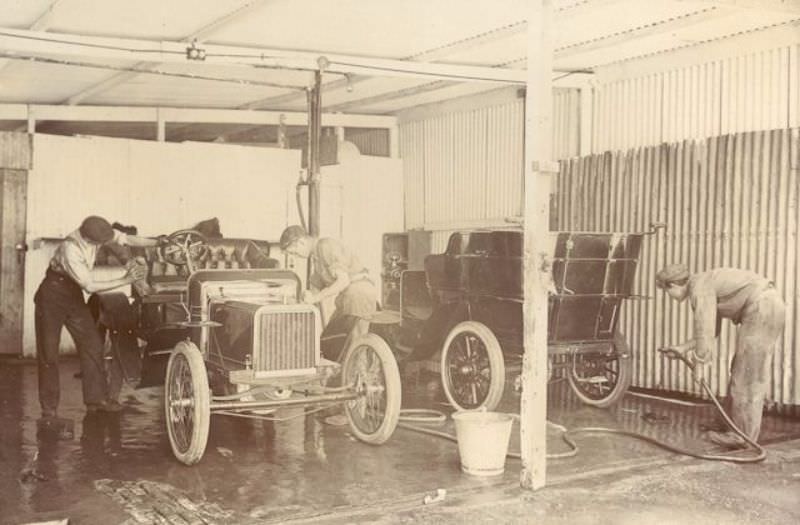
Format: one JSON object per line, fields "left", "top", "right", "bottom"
{"left": 165, "top": 341, "right": 210, "bottom": 465}
{"left": 567, "top": 332, "right": 632, "bottom": 407}
{"left": 440, "top": 321, "right": 505, "bottom": 411}
{"left": 342, "top": 334, "right": 401, "bottom": 445}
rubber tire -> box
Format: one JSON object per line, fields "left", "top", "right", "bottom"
{"left": 165, "top": 341, "right": 211, "bottom": 465}
{"left": 342, "top": 333, "right": 401, "bottom": 445}
{"left": 567, "top": 332, "right": 632, "bottom": 408}
{"left": 440, "top": 321, "right": 505, "bottom": 411}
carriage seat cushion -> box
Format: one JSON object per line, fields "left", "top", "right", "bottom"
{"left": 201, "top": 238, "right": 278, "bottom": 270}
{"left": 130, "top": 238, "right": 280, "bottom": 296}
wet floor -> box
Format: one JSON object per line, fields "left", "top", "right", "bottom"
{"left": 1, "top": 356, "right": 799, "bottom": 524}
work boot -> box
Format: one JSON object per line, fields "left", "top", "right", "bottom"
{"left": 704, "top": 430, "right": 747, "bottom": 450}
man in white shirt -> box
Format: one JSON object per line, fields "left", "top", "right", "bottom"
{"left": 35, "top": 215, "right": 158, "bottom": 418}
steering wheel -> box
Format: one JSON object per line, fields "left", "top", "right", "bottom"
{"left": 158, "top": 229, "right": 209, "bottom": 268}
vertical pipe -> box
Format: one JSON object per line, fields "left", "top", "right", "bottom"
{"left": 308, "top": 70, "right": 322, "bottom": 237}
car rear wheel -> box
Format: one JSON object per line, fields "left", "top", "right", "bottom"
{"left": 567, "top": 332, "right": 632, "bottom": 407}
{"left": 165, "top": 341, "right": 210, "bottom": 465}
{"left": 440, "top": 321, "right": 505, "bottom": 411}
{"left": 342, "top": 334, "right": 401, "bottom": 445}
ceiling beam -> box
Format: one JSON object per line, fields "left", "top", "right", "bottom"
{"left": 65, "top": 0, "right": 271, "bottom": 106}
{"left": 324, "top": 81, "right": 456, "bottom": 112}
{"left": 188, "top": 0, "right": 269, "bottom": 43}
{"left": 239, "top": 21, "right": 528, "bottom": 110}
{"left": 237, "top": 0, "right": 631, "bottom": 112}
{"left": 0, "top": 103, "right": 396, "bottom": 128}
{"left": 0, "top": 27, "right": 527, "bottom": 84}
{"left": 0, "top": 0, "right": 64, "bottom": 74}
{"left": 238, "top": 3, "right": 630, "bottom": 112}
{"left": 597, "top": 18, "right": 800, "bottom": 81}
{"left": 321, "top": 57, "right": 590, "bottom": 113}
{"left": 555, "top": 6, "right": 732, "bottom": 59}
{"left": 697, "top": 0, "right": 800, "bottom": 14}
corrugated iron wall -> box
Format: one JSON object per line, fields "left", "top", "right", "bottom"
{"left": 593, "top": 44, "right": 799, "bottom": 152}
{"left": 344, "top": 127, "right": 390, "bottom": 157}
{"left": 555, "top": 128, "right": 800, "bottom": 409}
{"left": 399, "top": 88, "right": 580, "bottom": 233}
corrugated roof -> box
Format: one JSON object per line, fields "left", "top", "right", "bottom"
{"left": 0, "top": 0, "right": 797, "bottom": 140}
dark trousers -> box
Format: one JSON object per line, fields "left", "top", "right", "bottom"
{"left": 35, "top": 269, "right": 108, "bottom": 414}
{"left": 729, "top": 288, "right": 786, "bottom": 440}
{"left": 320, "top": 314, "right": 361, "bottom": 362}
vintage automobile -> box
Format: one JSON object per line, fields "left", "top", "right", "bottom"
{"left": 374, "top": 227, "right": 658, "bottom": 412}
{"left": 99, "top": 229, "right": 401, "bottom": 465}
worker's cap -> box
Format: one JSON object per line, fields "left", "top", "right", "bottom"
{"left": 655, "top": 264, "right": 690, "bottom": 289}
{"left": 279, "top": 225, "right": 308, "bottom": 250}
{"left": 79, "top": 215, "right": 114, "bottom": 244}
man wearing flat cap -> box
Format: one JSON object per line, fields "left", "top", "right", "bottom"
{"left": 35, "top": 215, "right": 159, "bottom": 418}
{"left": 279, "top": 225, "right": 376, "bottom": 362}
{"left": 656, "top": 264, "right": 786, "bottom": 448}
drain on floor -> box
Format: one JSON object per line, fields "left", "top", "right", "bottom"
{"left": 95, "top": 479, "right": 237, "bottom": 524}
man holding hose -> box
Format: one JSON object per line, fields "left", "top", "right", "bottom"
{"left": 656, "top": 264, "right": 786, "bottom": 449}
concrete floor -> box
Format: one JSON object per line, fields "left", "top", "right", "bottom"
{"left": 1, "top": 356, "right": 799, "bottom": 525}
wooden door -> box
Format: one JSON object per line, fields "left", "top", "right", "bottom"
{"left": 0, "top": 169, "right": 27, "bottom": 353}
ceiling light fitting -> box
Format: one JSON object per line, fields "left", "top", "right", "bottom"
{"left": 186, "top": 40, "right": 206, "bottom": 61}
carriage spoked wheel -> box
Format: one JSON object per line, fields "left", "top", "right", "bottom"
{"left": 342, "top": 334, "right": 401, "bottom": 444}
{"left": 165, "top": 341, "right": 211, "bottom": 465}
{"left": 440, "top": 321, "right": 505, "bottom": 411}
{"left": 566, "top": 332, "right": 632, "bottom": 407}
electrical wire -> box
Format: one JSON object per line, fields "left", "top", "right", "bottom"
{"left": 0, "top": 30, "right": 523, "bottom": 83}
{"left": 0, "top": 30, "right": 292, "bottom": 64}
{"left": 330, "top": 60, "right": 524, "bottom": 83}
{"left": 0, "top": 52, "right": 307, "bottom": 91}
{"left": 0, "top": 30, "right": 185, "bottom": 55}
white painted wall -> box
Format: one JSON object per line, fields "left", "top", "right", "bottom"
{"left": 319, "top": 153, "right": 405, "bottom": 288}
{"left": 23, "top": 134, "right": 301, "bottom": 356}
{"left": 23, "top": 134, "right": 404, "bottom": 356}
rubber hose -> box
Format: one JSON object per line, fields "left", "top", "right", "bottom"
{"left": 397, "top": 409, "right": 579, "bottom": 459}
{"left": 564, "top": 376, "right": 765, "bottom": 463}
{"left": 396, "top": 373, "right": 765, "bottom": 464}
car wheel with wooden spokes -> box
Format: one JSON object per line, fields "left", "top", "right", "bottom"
{"left": 440, "top": 321, "right": 505, "bottom": 411}
{"left": 567, "top": 332, "right": 632, "bottom": 407}
{"left": 342, "top": 334, "right": 401, "bottom": 445}
{"left": 165, "top": 341, "right": 210, "bottom": 465}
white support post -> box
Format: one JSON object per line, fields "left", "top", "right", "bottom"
{"left": 156, "top": 108, "right": 166, "bottom": 142}
{"left": 790, "top": 44, "right": 799, "bottom": 128}
{"left": 389, "top": 124, "right": 400, "bottom": 159}
{"left": 520, "top": 0, "right": 554, "bottom": 491}
{"left": 27, "top": 106, "right": 35, "bottom": 134}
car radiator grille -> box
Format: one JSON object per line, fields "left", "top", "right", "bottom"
{"left": 254, "top": 310, "right": 317, "bottom": 373}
